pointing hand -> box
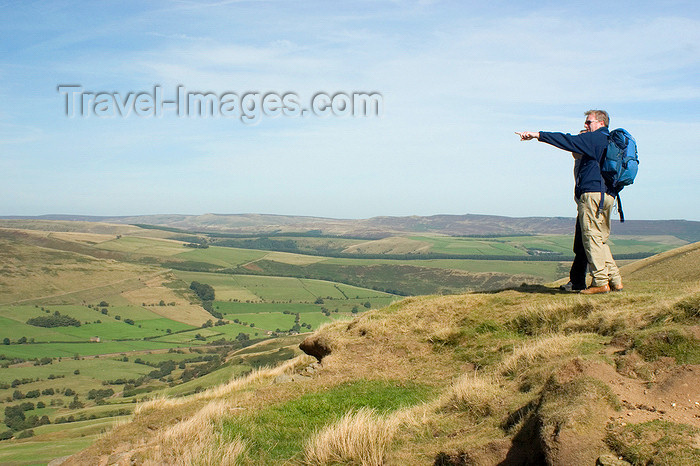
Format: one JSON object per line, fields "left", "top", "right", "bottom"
{"left": 515, "top": 131, "right": 539, "bottom": 141}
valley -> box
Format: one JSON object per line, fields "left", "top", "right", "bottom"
{"left": 0, "top": 217, "right": 695, "bottom": 464}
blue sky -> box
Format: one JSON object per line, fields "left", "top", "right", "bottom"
{"left": 1, "top": 0, "right": 699, "bottom": 221}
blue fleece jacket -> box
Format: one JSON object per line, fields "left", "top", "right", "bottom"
{"left": 538, "top": 127, "right": 613, "bottom": 198}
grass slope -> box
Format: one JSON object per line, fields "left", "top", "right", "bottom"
{"left": 63, "top": 242, "right": 700, "bottom": 465}
{"left": 0, "top": 220, "right": 695, "bottom": 464}
{"left": 0, "top": 222, "right": 405, "bottom": 462}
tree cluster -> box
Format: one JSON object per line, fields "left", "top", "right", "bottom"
{"left": 190, "top": 281, "right": 215, "bottom": 301}
{"left": 184, "top": 242, "right": 209, "bottom": 249}
{"left": 27, "top": 311, "right": 81, "bottom": 328}
{"left": 87, "top": 388, "right": 115, "bottom": 401}
{"left": 3, "top": 404, "right": 50, "bottom": 432}
{"left": 180, "top": 355, "right": 222, "bottom": 383}
{"left": 147, "top": 361, "right": 176, "bottom": 379}
{"left": 190, "top": 281, "right": 223, "bottom": 319}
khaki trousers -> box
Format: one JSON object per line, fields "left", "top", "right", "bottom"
{"left": 577, "top": 192, "right": 622, "bottom": 288}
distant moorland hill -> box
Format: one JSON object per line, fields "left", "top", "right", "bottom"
{"left": 3, "top": 213, "right": 700, "bottom": 241}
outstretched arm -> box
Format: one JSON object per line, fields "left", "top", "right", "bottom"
{"left": 515, "top": 131, "right": 540, "bottom": 141}
{"left": 516, "top": 128, "right": 599, "bottom": 158}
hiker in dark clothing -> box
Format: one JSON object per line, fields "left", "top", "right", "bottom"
{"left": 516, "top": 110, "right": 623, "bottom": 295}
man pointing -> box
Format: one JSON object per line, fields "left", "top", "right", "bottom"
{"left": 516, "top": 110, "right": 623, "bottom": 294}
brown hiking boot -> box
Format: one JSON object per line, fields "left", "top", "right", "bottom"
{"left": 611, "top": 283, "right": 624, "bottom": 292}
{"left": 580, "top": 284, "right": 610, "bottom": 295}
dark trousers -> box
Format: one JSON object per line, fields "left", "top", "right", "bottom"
{"left": 569, "top": 217, "right": 588, "bottom": 290}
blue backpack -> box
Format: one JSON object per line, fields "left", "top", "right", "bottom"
{"left": 600, "top": 128, "right": 639, "bottom": 222}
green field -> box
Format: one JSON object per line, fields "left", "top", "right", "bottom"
{"left": 0, "top": 358, "right": 153, "bottom": 385}
{"left": 323, "top": 257, "right": 564, "bottom": 281}
{"left": 0, "top": 340, "right": 196, "bottom": 359}
{"left": 407, "top": 234, "right": 687, "bottom": 257}
{"left": 0, "top": 431, "right": 100, "bottom": 465}
{"left": 177, "top": 245, "right": 268, "bottom": 267}
{"left": 173, "top": 271, "right": 393, "bottom": 302}
{"left": 169, "top": 270, "right": 396, "bottom": 335}
{"left": 0, "top": 304, "right": 196, "bottom": 347}
{"left": 408, "top": 235, "right": 526, "bottom": 255}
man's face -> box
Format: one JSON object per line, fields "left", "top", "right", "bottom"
{"left": 584, "top": 114, "right": 604, "bottom": 131}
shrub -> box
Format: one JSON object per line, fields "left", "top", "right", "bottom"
{"left": 16, "top": 429, "right": 33, "bottom": 439}
{"left": 19, "top": 402, "right": 34, "bottom": 411}
{"left": 68, "top": 396, "right": 84, "bottom": 409}
{"left": 87, "top": 388, "right": 114, "bottom": 400}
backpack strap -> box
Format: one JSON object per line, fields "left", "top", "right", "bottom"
{"left": 598, "top": 190, "right": 626, "bottom": 222}
{"left": 597, "top": 137, "right": 608, "bottom": 219}
{"left": 596, "top": 189, "right": 605, "bottom": 218}
{"left": 617, "top": 192, "right": 625, "bottom": 223}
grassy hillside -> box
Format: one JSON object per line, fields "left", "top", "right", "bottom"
{"left": 0, "top": 220, "right": 696, "bottom": 465}
{"left": 61, "top": 242, "right": 700, "bottom": 465}
{"left": 0, "top": 224, "right": 401, "bottom": 464}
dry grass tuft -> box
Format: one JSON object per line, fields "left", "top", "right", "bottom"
{"left": 134, "top": 395, "right": 188, "bottom": 416}
{"left": 510, "top": 297, "right": 596, "bottom": 335}
{"left": 147, "top": 400, "right": 246, "bottom": 465}
{"left": 303, "top": 408, "right": 404, "bottom": 466}
{"left": 499, "top": 333, "right": 587, "bottom": 377}
{"left": 441, "top": 372, "right": 504, "bottom": 418}
{"left": 196, "top": 354, "right": 315, "bottom": 400}
{"left": 560, "top": 293, "right": 689, "bottom": 336}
